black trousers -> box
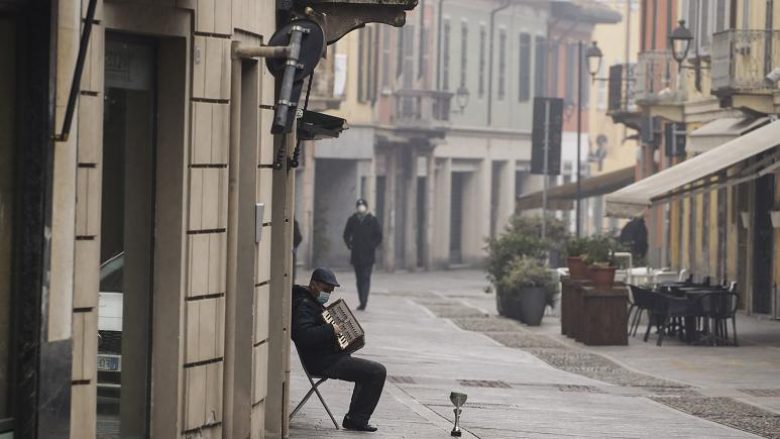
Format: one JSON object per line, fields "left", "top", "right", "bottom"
{"left": 353, "top": 263, "right": 373, "bottom": 308}
{"left": 322, "top": 356, "right": 386, "bottom": 424}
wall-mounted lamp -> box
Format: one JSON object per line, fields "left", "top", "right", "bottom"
{"left": 454, "top": 85, "right": 471, "bottom": 113}
{"left": 585, "top": 41, "right": 604, "bottom": 81}
{"left": 668, "top": 19, "right": 706, "bottom": 92}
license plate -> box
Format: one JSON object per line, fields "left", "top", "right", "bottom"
{"left": 97, "top": 354, "right": 121, "bottom": 372}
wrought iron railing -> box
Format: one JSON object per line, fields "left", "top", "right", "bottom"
{"left": 607, "top": 63, "right": 637, "bottom": 114}
{"left": 393, "top": 89, "right": 453, "bottom": 129}
{"left": 712, "top": 29, "right": 780, "bottom": 93}
{"left": 635, "top": 50, "right": 682, "bottom": 104}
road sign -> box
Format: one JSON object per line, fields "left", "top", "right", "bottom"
{"left": 531, "top": 97, "right": 563, "bottom": 175}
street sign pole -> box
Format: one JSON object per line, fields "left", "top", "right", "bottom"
{"left": 541, "top": 100, "right": 550, "bottom": 240}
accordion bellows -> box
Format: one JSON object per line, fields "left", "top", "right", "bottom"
{"left": 322, "top": 299, "right": 365, "bottom": 354}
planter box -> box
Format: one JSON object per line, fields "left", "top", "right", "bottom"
{"left": 580, "top": 285, "right": 628, "bottom": 346}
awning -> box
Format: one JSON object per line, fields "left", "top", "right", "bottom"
{"left": 606, "top": 119, "right": 780, "bottom": 218}
{"left": 687, "top": 116, "right": 769, "bottom": 154}
{"left": 516, "top": 166, "right": 636, "bottom": 211}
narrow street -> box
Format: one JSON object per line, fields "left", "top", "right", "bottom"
{"left": 290, "top": 270, "right": 780, "bottom": 438}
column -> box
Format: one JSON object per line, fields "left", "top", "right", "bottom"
{"left": 404, "top": 146, "right": 419, "bottom": 271}
{"left": 424, "top": 152, "right": 436, "bottom": 270}
{"left": 383, "top": 147, "right": 397, "bottom": 272}
{"left": 433, "top": 158, "right": 452, "bottom": 268}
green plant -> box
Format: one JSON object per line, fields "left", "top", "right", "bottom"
{"left": 485, "top": 215, "right": 568, "bottom": 287}
{"left": 565, "top": 237, "right": 590, "bottom": 258}
{"left": 498, "top": 256, "right": 558, "bottom": 306}
{"left": 582, "top": 235, "right": 618, "bottom": 266}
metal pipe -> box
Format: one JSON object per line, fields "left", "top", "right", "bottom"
{"left": 234, "top": 45, "right": 290, "bottom": 59}
{"left": 487, "top": 0, "right": 511, "bottom": 126}
{"left": 223, "top": 41, "right": 243, "bottom": 437}
{"left": 273, "top": 26, "right": 305, "bottom": 134}
{"left": 55, "top": 0, "right": 97, "bottom": 141}
{"left": 576, "top": 40, "right": 582, "bottom": 238}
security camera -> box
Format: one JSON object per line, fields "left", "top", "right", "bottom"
{"left": 765, "top": 67, "right": 780, "bottom": 85}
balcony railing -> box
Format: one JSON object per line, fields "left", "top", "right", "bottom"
{"left": 635, "top": 50, "right": 682, "bottom": 105}
{"left": 607, "top": 63, "right": 638, "bottom": 115}
{"left": 393, "top": 89, "right": 453, "bottom": 130}
{"left": 712, "top": 29, "right": 780, "bottom": 94}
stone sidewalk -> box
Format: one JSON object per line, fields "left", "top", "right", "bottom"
{"left": 289, "top": 270, "right": 780, "bottom": 438}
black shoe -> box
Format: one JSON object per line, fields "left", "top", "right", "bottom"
{"left": 356, "top": 305, "right": 366, "bottom": 311}
{"left": 342, "top": 416, "right": 377, "bottom": 432}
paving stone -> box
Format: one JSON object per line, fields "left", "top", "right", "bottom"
{"left": 486, "top": 331, "right": 567, "bottom": 348}
{"left": 451, "top": 317, "right": 526, "bottom": 332}
{"left": 653, "top": 396, "right": 780, "bottom": 438}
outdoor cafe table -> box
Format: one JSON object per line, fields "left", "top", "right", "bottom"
{"left": 659, "top": 286, "right": 731, "bottom": 344}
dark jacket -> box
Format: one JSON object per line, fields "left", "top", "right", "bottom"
{"left": 291, "top": 285, "right": 347, "bottom": 374}
{"left": 343, "top": 213, "right": 383, "bottom": 266}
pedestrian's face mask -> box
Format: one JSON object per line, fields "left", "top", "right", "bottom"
{"left": 317, "top": 291, "right": 331, "bottom": 304}
{"left": 357, "top": 205, "right": 367, "bottom": 214}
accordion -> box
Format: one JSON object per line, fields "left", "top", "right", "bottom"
{"left": 322, "top": 299, "right": 365, "bottom": 354}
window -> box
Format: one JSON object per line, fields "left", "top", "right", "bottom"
{"left": 460, "top": 20, "right": 468, "bottom": 89}
{"left": 442, "top": 19, "right": 451, "bottom": 91}
{"left": 684, "top": 0, "right": 728, "bottom": 55}
{"left": 358, "top": 28, "right": 368, "bottom": 102}
{"left": 498, "top": 28, "right": 506, "bottom": 100}
{"left": 549, "top": 40, "right": 559, "bottom": 97}
{"left": 402, "top": 25, "right": 414, "bottom": 87}
{"left": 518, "top": 33, "right": 531, "bottom": 102}
{"left": 396, "top": 27, "right": 404, "bottom": 78}
{"left": 478, "top": 24, "right": 486, "bottom": 97}
{"left": 419, "top": 27, "right": 429, "bottom": 79}
{"left": 534, "top": 36, "right": 546, "bottom": 97}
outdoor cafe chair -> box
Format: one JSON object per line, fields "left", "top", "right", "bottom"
{"left": 289, "top": 345, "right": 340, "bottom": 429}
{"left": 628, "top": 285, "right": 654, "bottom": 337}
{"left": 691, "top": 291, "right": 739, "bottom": 346}
{"left": 644, "top": 291, "right": 691, "bottom": 346}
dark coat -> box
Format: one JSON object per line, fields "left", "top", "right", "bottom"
{"left": 291, "top": 285, "right": 347, "bottom": 374}
{"left": 343, "top": 213, "right": 383, "bottom": 266}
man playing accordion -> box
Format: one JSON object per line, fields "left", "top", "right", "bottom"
{"left": 291, "top": 267, "right": 387, "bottom": 432}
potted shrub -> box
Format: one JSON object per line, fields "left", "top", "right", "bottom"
{"left": 583, "top": 235, "right": 618, "bottom": 288}
{"left": 565, "top": 237, "right": 590, "bottom": 280}
{"left": 486, "top": 215, "right": 567, "bottom": 317}
{"left": 498, "top": 257, "right": 557, "bottom": 325}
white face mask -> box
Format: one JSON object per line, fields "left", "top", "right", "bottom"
{"left": 357, "top": 205, "right": 367, "bottom": 214}
{"left": 317, "top": 291, "right": 331, "bottom": 304}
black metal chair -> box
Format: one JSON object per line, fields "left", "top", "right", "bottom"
{"left": 644, "top": 291, "right": 691, "bottom": 346}
{"left": 289, "top": 345, "right": 340, "bottom": 429}
{"left": 628, "top": 285, "right": 654, "bottom": 337}
{"left": 693, "top": 291, "right": 739, "bottom": 346}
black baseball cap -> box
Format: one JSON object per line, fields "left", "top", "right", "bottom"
{"left": 311, "top": 267, "right": 340, "bottom": 287}
{"left": 356, "top": 198, "right": 368, "bottom": 207}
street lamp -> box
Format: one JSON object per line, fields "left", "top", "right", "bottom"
{"left": 455, "top": 85, "right": 471, "bottom": 113}
{"left": 669, "top": 20, "right": 693, "bottom": 67}
{"left": 585, "top": 41, "right": 604, "bottom": 80}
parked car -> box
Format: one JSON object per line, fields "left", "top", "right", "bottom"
{"left": 97, "top": 252, "right": 123, "bottom": 396}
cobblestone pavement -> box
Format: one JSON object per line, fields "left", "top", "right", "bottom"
{"left": 290, "top": 269, "right": 778, "bottom": 438}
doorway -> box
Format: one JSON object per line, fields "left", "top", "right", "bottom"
{"left": 752, "top": 174, "right": 775, "bottom": 314}
{"left": 450, "top": 172, "right": 467, "bottom": 264}
{"left": 97, "top": 34, "right": 157, "bottom": 438}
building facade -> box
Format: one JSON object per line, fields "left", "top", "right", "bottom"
{"left": 1, "top": 0, "right": 410, "bottom": 437}
{"left": 606, "top": 0, "right": 780, "bottom": 317}
{"left": 299, "top": 0, "right": 621, "bottom": 273}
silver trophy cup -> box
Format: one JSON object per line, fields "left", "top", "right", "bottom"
{"left": 449, "top": 392, "right": 468, "bottom": 437}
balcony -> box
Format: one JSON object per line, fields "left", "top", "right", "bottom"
{"left": 392, "top": 89, "right": 453, "bottom": 134}
{"left": 606, "top": 63, "right": 640, "bottom": 129}
{"left": 712, "top": 30, "right": 780, "bottom": 99}
{"left": 634, "top": 50, "right": 684, "bottom": 120}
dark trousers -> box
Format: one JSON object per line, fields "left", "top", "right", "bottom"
{"left": 322, "top": 356, "right": 386, "bottom": 424}
{"left": 353, "top": 263, "right": 373, "bottom": 308}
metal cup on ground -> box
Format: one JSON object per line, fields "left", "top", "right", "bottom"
{"left": 449, "top": 391, "right": 468, "bottom": 437}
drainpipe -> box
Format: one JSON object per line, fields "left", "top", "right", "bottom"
{"left": 436, "top": 0, "right": 447, "bottom": 90}
{"left": 487, "top": 0, "right": 511, "bottom": 126}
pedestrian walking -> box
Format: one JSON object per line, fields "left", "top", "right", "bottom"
{"left": 343, "top": 199, "right": 382, "bottom": 310}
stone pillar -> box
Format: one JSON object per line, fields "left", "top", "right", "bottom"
{"left": 404, "top": 146, "right": 419, "bottom": 271}
{"left": 424, "top": 152, "right": 436, "bottom": 270}
{"left": 495, "top": 160, "right": 516, "bottom": 236}
{"left": 383, "top": 146, "right": 397, "bottom": 272}
{"left": 463, "top": 159, "right": 491, "bottom": 264}
{"left": 299, "top": 140, "right": 316, "bottom": 270}
{"left": 433, "top": 158, "right": 452, "bottom": 268}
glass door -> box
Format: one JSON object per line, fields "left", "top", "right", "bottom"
{"left": 97, "top": 34, "right": 157, "bottom": 438}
